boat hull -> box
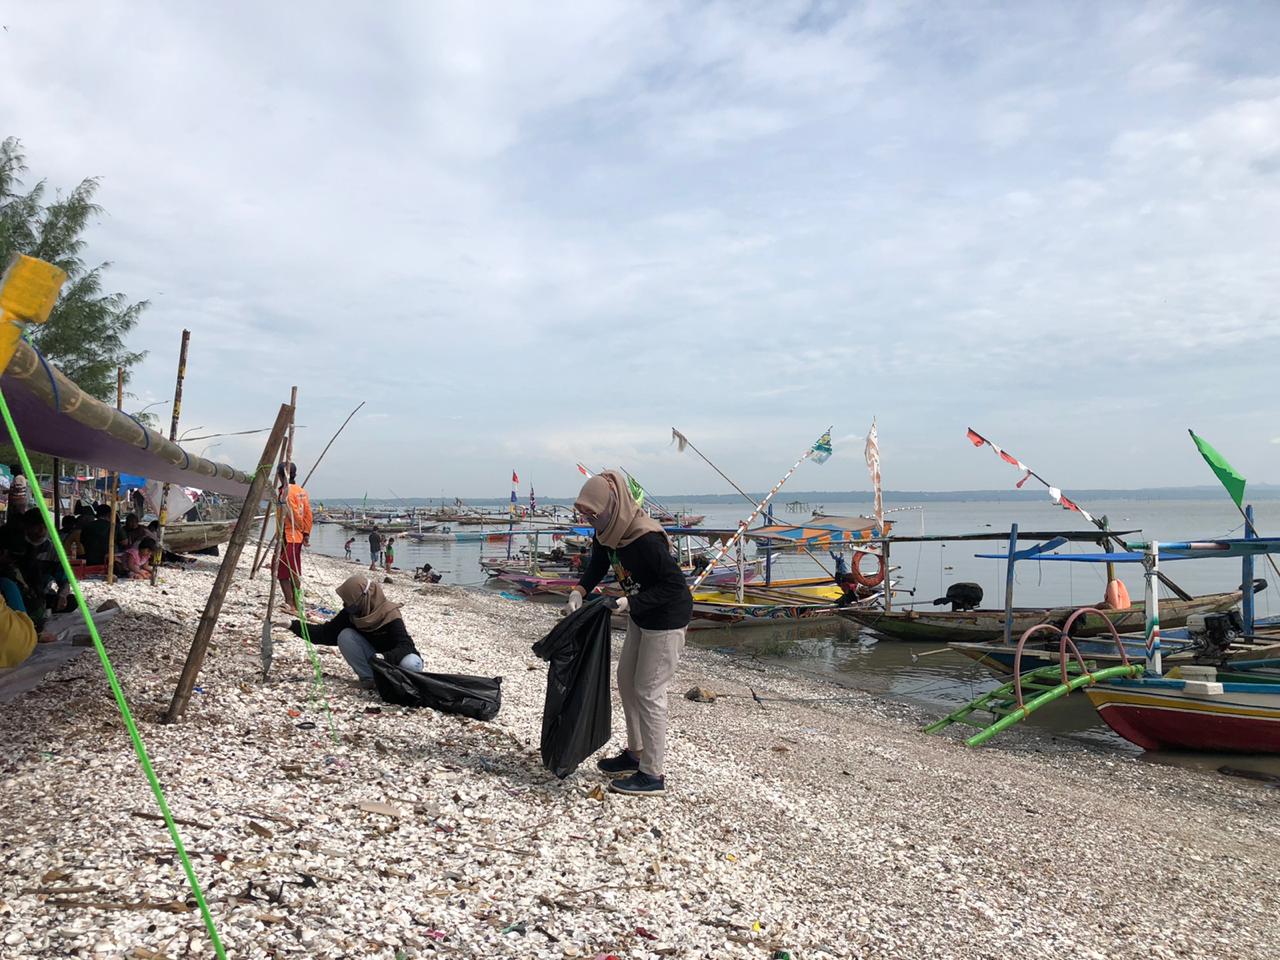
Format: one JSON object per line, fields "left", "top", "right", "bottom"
{"left": 1085, "top": 679, "right": 1280, "bottom": 753}
{"left": 843, "top": 592, "right": 1241, "bottom": 644}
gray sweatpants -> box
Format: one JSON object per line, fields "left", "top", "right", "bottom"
{"left": 617, "top": 618, "right": 686, "bottom": 777}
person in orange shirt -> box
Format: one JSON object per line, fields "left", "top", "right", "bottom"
{"left": 275, "top": 461, "right": 313, "bottom": 603}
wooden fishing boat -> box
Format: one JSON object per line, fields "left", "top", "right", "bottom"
{"left": 1084, "top": 659, "right": 1280, "bottom": 753}
{"left": 846, "top": 591, "right": 1242, "bottom": 645}
{"left": 163, "top": 520, "right": 235, "bottom": 553}
{"left": 690, "top": 579, "right": 887, "bottom": 629}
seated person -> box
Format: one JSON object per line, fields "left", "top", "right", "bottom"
{"left": 120, "top": 536, "right": 156, "bottom": 580}
{"left": 122, "top": 512, "right": 142, "bottom": 546}
{"left": 60, "top": 515, "right": 83, "bottom": 561}
{"left": 413, "top": 562, "right": 442, "bottom": 583}
{"left": 79, "top": 503, "right": 115, "bottom": 565}
{"left": 0, "top": 576, "right": 52, "bottom": 668}
{"left": 292, "top": 574, "right": 423, "bottom": 689}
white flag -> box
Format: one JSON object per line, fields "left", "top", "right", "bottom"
{"left": 864, "top": 419, "right": 884, "bottom": 534}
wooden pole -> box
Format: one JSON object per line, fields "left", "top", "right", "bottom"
{"left": 165, "top": 402, "right": 293, "bottom": 722}
{"left": 152, "top": 329, "right": 190, "bottom": 585}
{"left": 1002, "top": 523, "right": 1018, "bottom": 645}
{"left": 105, "top": 368, "right": 123, "bottom": 584}
{"left": 249, "top": 386, "right": 295, "bottom": 579}
{"left": 52, "top": 457, "right": 61, "bottom": 532}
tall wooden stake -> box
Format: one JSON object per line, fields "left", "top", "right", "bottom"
{"left": 153, "top": 329, "right": 191, "bottom": 585}
{"left": 105, "top": 368, "right": 123, "bottom": 584}
{"left": 165, "top": 402, "right": 293, "bottom": 722}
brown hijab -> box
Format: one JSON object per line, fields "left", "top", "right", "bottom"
{"left": 574, "top": 470, "right": 665, "bottom": 549}
{"left": 336, "top": 574, "right": 402, "bottom": 632}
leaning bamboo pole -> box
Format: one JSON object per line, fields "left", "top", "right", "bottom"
{"left": 152, "top": 329, "right": 190, "bottom": 586}
{"left": 105, "top": 368, "right": 123, "bottom": 584}
{"left": 165, "top": 402, "right": 293, "bottom": 722}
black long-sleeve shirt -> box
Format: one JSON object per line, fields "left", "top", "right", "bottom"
{"left": 301, "top": 608, "right": 420, "bottom": 665}
{"left": 578, "top": 531, "right": 692, "bottom": 630}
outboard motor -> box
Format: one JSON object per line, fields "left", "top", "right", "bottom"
{"left": 932, "top": 582, "right": 983, "bottom": 612}
{"left": 1188, "top": 610, "right": 1244, "bottom": 657}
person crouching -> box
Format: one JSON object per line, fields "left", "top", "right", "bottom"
{"left": 291, "top": 574, "right": 423, "bottom": 690}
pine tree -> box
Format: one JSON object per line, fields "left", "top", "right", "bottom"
{"left": 0, "top": 137, "right": 146, "bottom": 401}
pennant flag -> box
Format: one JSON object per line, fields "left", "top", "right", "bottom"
{"left": 966, "top": 427, "right": 986, "bottom": 447}
{"left": 810, "top": 428, "right": 834, "bottom": 464}
{"left": 1015, "top": 470, "right": 1032, "bottom": 488}
{"left": 671, "top": 427, "right": 690, "bottom": 453}
{"left": 530, "top": 485, "right": 537, "bottom": 512}
{"left": 511, "top": 470, "right": 519, "bottom": 485}
{"left": 627, "top": 474, "right": 645, "bottom": 506}
{"left": 1189, "top": 430, "right": 1246, "bottom": 508}
{"left": 864, "top": 419, "right": 883, "bottom": 533}
{"left": 576, "top": 463, "right": 592, "bottom": 477}
{"left": 967, "top": 427, "right": 1096, "bottom": 523}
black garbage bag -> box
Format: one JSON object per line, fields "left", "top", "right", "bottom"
{"left": 369, "top": 657, "right": 502, "bottom": 721}
{"left": 532, "top": 599, "right": 612, "bottom": 779}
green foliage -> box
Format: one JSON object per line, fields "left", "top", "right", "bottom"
{"left": 0, "top": 136, "right": 146, "bottom": 401}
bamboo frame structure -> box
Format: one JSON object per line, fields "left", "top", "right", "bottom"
{"left": 165, "top": 402, "right": 293, "bottom": 722}
{"left": 105, "top": 368, "right": 123, "bottom": 584}
{"left": 152, "top": 329, "right": 191, "bottom": 585}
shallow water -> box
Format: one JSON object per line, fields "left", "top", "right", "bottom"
{"left": 306, "top": 497, "right": 1280, "bottom": 779}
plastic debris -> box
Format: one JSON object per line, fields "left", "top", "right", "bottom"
{"left": 500, "top": 921, "right": 527, "bottom": 935}
{"left": 773, "top": 951, "right": 793, "bottom": 960}
{"left": 635, "top": 926, "right": 657, "bottom": 940}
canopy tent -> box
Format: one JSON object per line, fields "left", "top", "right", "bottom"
{"left": 2, "top": 340, "right": 251, "bottom": 496}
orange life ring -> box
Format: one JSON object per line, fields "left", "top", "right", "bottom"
{"left": 851, "top": 551, "right": 885, "bottom": 588}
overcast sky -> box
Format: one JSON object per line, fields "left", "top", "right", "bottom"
{"left": 3, "top": 2, "right": 1279, "bottom": 499}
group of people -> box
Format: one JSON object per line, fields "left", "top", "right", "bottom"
{"left": 290, "top": 470, "right": 689, "bottom": 798}
{"left": 363, "top": 530, "right": 397, "bottom": 572}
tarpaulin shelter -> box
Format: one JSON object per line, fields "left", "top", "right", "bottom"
{"left": 2, "top": 339, "right": 251, "bottom": 495}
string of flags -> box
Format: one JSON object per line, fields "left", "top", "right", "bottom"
{"left": 965, "top": 427, "right": 1096, "bottom": 523}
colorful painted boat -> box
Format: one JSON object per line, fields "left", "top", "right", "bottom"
{"left": 1084, "top": 661, "right": 1280, "bottom": 753}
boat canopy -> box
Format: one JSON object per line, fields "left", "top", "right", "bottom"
{"left": 976, "top": 537, "right": 1280, "bottom": 563}
{"left": 749, "top": 521, "right": 882, "bottom": 546}
{"left": 2, "top": 340, "right": 252, "bottom": 495}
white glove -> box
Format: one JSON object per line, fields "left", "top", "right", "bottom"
{"left": 561, "top": 590, "right": 583, "bottom": 617}
{"left": 612, "top": 596, "right": 629, "bottom": 615}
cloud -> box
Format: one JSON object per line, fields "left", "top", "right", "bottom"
{"left": 1, "top": 1, "right": 1278, "bottom": 496}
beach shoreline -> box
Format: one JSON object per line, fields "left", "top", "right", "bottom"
{"left": 1, "top": 550, "right": 1278, "bottom": 959}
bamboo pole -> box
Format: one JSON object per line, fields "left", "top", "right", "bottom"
{"left": 105, "top": 368, "right": 123, "bottom": 584}
{"left": 152, "top": 329, "right": 190, "bottom": 586}
{"left": 52, "top": 457, "right": 61, "bottom": 532}
{"left": 165, "top": 403, "right": 293, "bottom": 722}
{"left": 249, "top": 386, "right": 295, "bottom": 578}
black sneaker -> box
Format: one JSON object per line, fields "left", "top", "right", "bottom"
{"left": 608, "top": 771, "right": 666, "bottom": 796}
{"left": 596, "top": 749, "right": 640, "bottom": 775}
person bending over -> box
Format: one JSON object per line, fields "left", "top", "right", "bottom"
{"left": 292, "top": 574, "right": 423, "bottom": 689}
{"left": 121, "top": 536, "right": 156, "bottom": 580}
{"left": 562, "top": 470, "right": 692, "bottom": 797}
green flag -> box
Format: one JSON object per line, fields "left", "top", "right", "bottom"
{"left": 1189, "top": 430, "right": 1246, "bottom": 508}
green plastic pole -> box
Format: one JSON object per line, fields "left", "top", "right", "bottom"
{"left": 0, "top": 386, "right": 227, "bottom": 959}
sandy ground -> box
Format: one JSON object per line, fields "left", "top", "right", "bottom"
{"left": 1, "top": 550, "right": 1278, "bottom": 960}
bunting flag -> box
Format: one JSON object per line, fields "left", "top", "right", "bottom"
{"left": 864, "top": 419, "right": 883, "bottom": 533}
{"left": 810, "top": 427, "right": 834, "bottom": 464}
{"left": 509, "top": 488, "right": 518, "bottom": 516}
{"left": 1189, "top": 430, "right": 1246, "bottom": 508}
{"left": 530, "top": 485, "right": 537, "bottom": 513}
{"left": 965, "top": 426, "right": 1096, "bottom": 523}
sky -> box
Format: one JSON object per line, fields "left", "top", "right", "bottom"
{"left": 3, "top": 1, "right": 1279, "bottom": 500}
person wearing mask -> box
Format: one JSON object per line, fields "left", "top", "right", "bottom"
{"left": 291, "top": 574, "right": 423, "bottom": 689}
{"left": 275, "top": 462, "right": 313, "bottom": 602}
{"left": 562, "top": 470, "right": 692, "bottom": 797}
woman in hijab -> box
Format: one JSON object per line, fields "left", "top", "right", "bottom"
{"left": 563, "top": 470, "right": 692, "bottom": 796}
{"left": 292, "top": 574, "right": 423, "bottom": 689}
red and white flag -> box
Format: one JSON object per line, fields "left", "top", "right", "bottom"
{"left": 965, "top": 426, "right": 1095, "bottom": 523}
{"left": 511, "top": 470, "right": 519, "bottom": 485}
{"left": 576, "top": 463, "right": 592, "bottom": 477}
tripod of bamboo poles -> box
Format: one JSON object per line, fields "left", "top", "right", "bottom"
{"left": 152, "top": 329, "right": 191, "bottom": 585}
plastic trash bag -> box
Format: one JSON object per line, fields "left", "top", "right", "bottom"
{"left": 369, "top": 657, "right": 502, "bottom": 721}
{"left": 532, "top": 599, "right": 612, "bottom": 779}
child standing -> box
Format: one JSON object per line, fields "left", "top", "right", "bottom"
{"left": 384, "top": 537, "right": 395, "bottom": 572}
{"left": 344, "top": 537, "right": 355, "bottom": 561}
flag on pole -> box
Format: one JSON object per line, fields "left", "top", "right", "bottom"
{"left": 627, "top": 475, "right": 645, "bottom": 506}
{"left": 530, "top": 485, "right": 536, "bottom": 513}
{"left": 576, "top": 463, "right": 592, "bottom": 477}
{"left": 512, "top": 470, "right": 519, "bottom": 485}
{"left": 509, "top": 488, "right": 517, "bottom": 516}
{"left": 864, "top": 419, "right": 883, "bottom": 533}
{"left": 810, "top": 428, "right": 834, "bottom": 464}
{"left": 1189, "top": 430, "right": 1246, "bottom": 508}
{"left": 671, "top": 427, "right": 690, "bottom": 453}
{"left": 965, "top": 426, "right": 1096, "bottom": 523}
